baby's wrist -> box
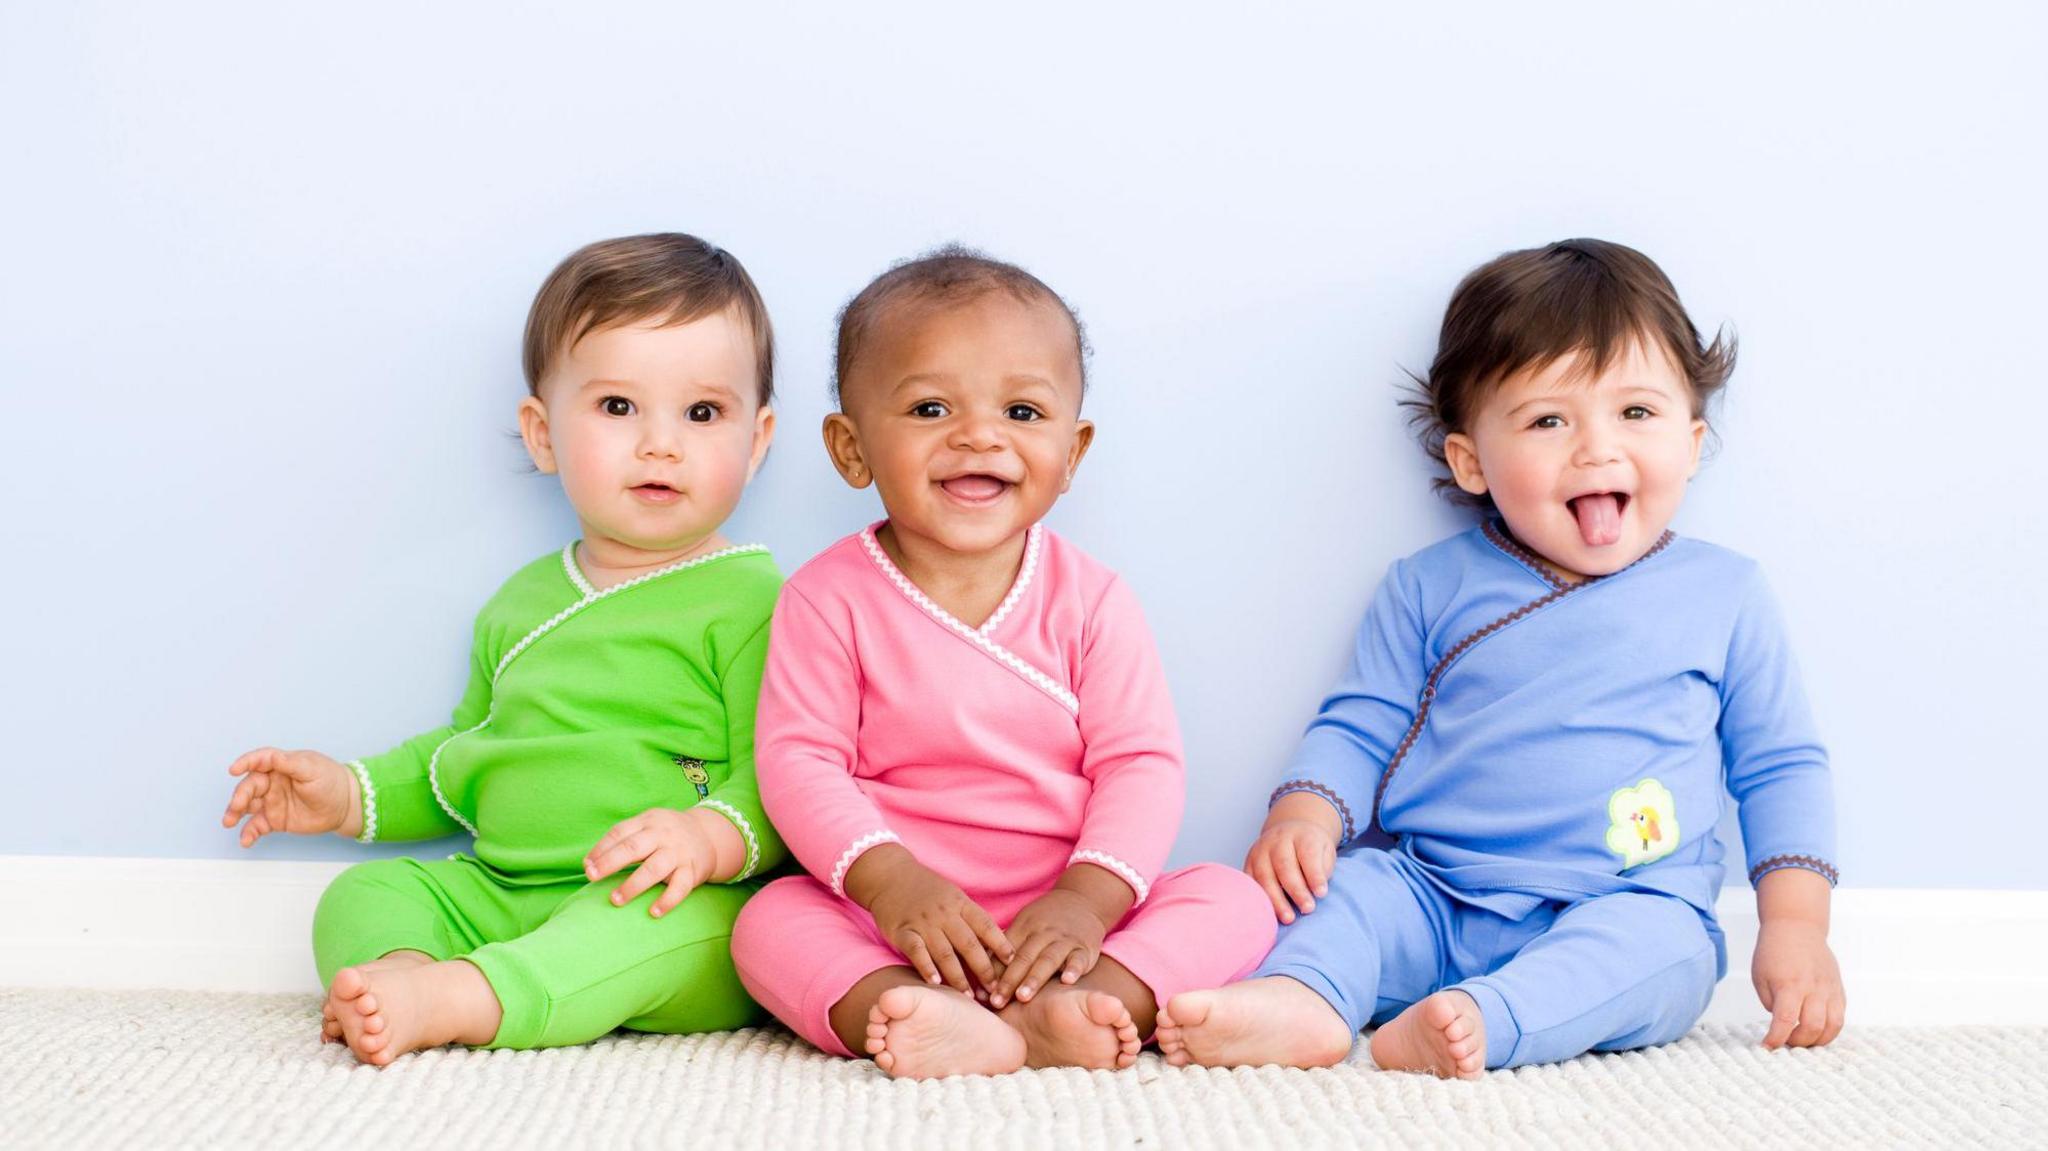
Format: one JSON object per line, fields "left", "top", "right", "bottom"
{"left": 681, "top": 806, "right": 741, "bottom": 882}
{"left": 1265, "top": 792, "right": 1343, "bottom": 842}
{"left": 336, "top": 762, "right": 364, "bottom": 839}
{"left": 844, "top": 843, "right": 921, "bottom": 911}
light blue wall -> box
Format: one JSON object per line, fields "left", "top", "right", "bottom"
{"left": 4, "top": 3, "right": 2042, "bottom": 887}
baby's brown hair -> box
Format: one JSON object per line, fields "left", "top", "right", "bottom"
{"left": 1406, "top": 238, "right": 1736, "bottom": 504}
{"left": 523, "top": 233, "right": 776, "bottom": 406}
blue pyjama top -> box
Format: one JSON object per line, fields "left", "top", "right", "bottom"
{"left": 1274, "top": 520, "right": 1837, "bottom": 922}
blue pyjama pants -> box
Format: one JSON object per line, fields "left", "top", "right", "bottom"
{"left": 1254, "top": 846, "right": 1722, "bottom": 1069}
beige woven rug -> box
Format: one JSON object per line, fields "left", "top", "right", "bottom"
{"left": 4, "top": 988, "right": 2043, "bottom": 1148}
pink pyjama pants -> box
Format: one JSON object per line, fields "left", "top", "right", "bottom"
{"left": 732, "top": 862, "right": 1275, "bottom": 1056}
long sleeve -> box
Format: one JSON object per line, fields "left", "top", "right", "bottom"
{"left": 755, "top": 584, "right": 899, "bottom": 898}
{"left": 1720, "top": 569, "right": 1838, "bottom": 886}
{"left": 1066, "top": 576, "right": 1185, "bottom": 905}
{"left": 1271, "top": 561, "right": 1429, "bottom": 845}
{"left": 700, "top": 618, "right": 787, "bottom": 882}
{"left": 350, "top": 616, "right": 493, "bottom": 844}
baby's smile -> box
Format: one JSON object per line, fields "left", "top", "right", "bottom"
{"left": 936, "top": 472, "right": 1015, "bottom": 507}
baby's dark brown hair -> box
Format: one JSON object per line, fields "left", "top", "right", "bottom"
{"left": 523, "top": 233, "right": 776, "bottom": 406}
{"left": 1405, "top": 238, "right": 1736, "bottom": 505}
{"left": 831, "top": 244, "right": 1090, "bottom": 404}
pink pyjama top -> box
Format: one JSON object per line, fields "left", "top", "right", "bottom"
{"left": 755, "top": 523, "right": 1183, "bottom": 913}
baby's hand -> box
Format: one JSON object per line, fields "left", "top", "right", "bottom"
{"left": 857, "top": 852, "right": 1014, "bottom": 995}
{"left": 584, "top": 808, "right": 724, "bottom": 917}
{"left": 1752, "top": 920, "right": 1846, "bottom": 1049}
{"left": 221, "top": 747, "right": 357, "bottom": 846}
{"left": 1245, "top": 792, "right": 1342, "bottom": 924}
{"left": 988, "top": 889, "right": 1107, "bottom": 1008}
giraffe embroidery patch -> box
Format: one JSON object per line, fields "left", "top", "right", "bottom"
{"left": 1606, "top": 778, "right": 1680, "bottom": 869}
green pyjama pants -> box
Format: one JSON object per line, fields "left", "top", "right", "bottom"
{"left": 311, "top": 855, "right": 763, "bottom": 1049}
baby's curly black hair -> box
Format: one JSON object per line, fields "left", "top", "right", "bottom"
{"left": 832, "top": 244, "right": 1090, "bottom": 404}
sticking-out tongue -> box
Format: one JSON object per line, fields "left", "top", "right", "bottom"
{"left": 1570, "top": 493, "right": 1623, "bottom": 547}
{"left": 941, "top": 475, "right": 1007, "bottom": 501}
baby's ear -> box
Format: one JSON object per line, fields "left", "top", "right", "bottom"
{"left": 821, "top": 412, "right": 871, "bottom": 489}
{"left": 1443, "top": 432, "right": 1487, "bottom": 496}
{"left": 517, "top": 395, "right": 558, "bottom": 475}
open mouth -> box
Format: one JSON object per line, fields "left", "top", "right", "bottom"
{"left": 1566, "top": 491, "right": 1630, "bottom": 547}
{"left": 632, "top": 482, "right": 681, "bottom": 503}
{"left": 938, "top": 474, "right": 1013, "bottom": 505}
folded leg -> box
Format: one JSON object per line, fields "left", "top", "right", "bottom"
{"left": 1251, "top": 847, "right": 1449, "bottom": 1040}
{"left": 1099, "top": 862, "right": 1277, "bottom": 1012}
{"left": 1455, "top": 891, "right": 1720, "bottom": 1069}
{"left": 465, "top": 874, "right": 762, "bottom": 1050}
{"left": 730, "top": 875, "right": 905, "bottom": 1056}
{"left": 311, "top": 857, "right": 523, "bottom": 983}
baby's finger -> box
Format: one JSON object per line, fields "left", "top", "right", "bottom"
{"left": 226, "top": 747, "right": 278, "bottom": 778}
{"left": 929, "top": 935, "right": 972, "bottom": 995}
{"left": 1248, "top": 854, "right": 1293, "bottom": 922}
{"left": 1303, "top": 837, "right": 1334, "bottom": 897}
{"left": 1790, "top": 991, "right": 1827, "bottom": 1047}
{"left": 1013, "top": 941, "right": 1073, "bottom": 1003}
{"left": 587, "top": 832, "right": 652, "bottom": 883}
{"left": 221, "top": 775, "right": 261, "bottom": 824}
{"left": 1059, "top": 947, "right": 1094, "bottom": 985}
{"left": 650, "top": 872, "right": 694, "bottom": 918}
{"left": 1821, "top": 989, "right": 1846, "bottom": 1046}
{"left": 239, "top": 812, "right": 272, "bottom": 848}
{"left": 1275, "top": 848, "right": 1316, "bottom": 915}
{"left": 942, "top": 918, "right": 998, "bottom": 989}
{"left": 898, "top": 934, "right": 942, "bottom": 986}
{"left": 1762, "top": 988, "right": 1800, "bottom": 1049}
{"left": 992, "top": 934, "right": 1047, "bottom": 1005}
{"left": 612, "top": 854, "right": 669, "bottom": 907}
{"left": 963, "top": 901, "right": 1014, "bottom": 965}
{"left": 583, "top": 819, "right": 635, "bottom": 864}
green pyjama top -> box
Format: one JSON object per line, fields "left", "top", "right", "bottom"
{"left": 348, "top": 542, "right": 786, "bottom": 883}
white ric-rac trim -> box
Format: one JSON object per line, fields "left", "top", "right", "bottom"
{"left": 829, "top": 830, "right": 902, "bottom": 898}
{"left": 346, "top": 760, "right": 378, "bottom": 844}
{"left": 504, "top": 542, "right": 769, "bottom": 680}
{"left": 858, "top": 526, "right": 1078, "bottom": 714}
{"left": 425, "top": 541, "right": 769, "bottom": 843}
{"left": 1069, "top": 849, "right": 1151, "bottom": 905}
{"left": 698, "top": 799, "right": 763, "bottom": 881}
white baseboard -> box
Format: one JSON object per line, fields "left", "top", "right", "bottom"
{"left": 4, "top": 856, "right": 2043, "bottom": 1027}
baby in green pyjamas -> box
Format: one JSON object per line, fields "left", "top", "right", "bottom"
{"left": 219, "top": 234, "right": 787, "bottom": 1066}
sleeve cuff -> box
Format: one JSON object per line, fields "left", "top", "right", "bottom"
{"left": 1270, "top": 780, "right": 1358, "bottom": 843}
{"left": 828, "top": 829, "right": 901, "bottom": 898}
{"left": 1068, "top": 849, "right": 1151, "bottom": 905}
{"left": 1748, "top": 854, "right": 1839, "bottom": 887}
{"left": 346, "top": 759, "right": 378, "bottom": 844}
{"left": 698, "top": 799, "right": 764, "bottom": 881}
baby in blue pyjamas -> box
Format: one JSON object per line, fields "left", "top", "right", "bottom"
{"left": 1156, "top": 239, "right": 1844, "bottom": 1077}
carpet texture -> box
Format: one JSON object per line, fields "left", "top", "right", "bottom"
{"left": 4, "top": 989, "right": 2043, "bottom": 1148}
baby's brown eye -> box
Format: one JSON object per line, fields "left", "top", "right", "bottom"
{"left": 687, "top": 402, "right": 719, "bottom": 423}
{"left": 602, "top": 396, "right": 634, "bottom": 417}
{"left": 911, "top": 401, "right": 948, "bottom": 419}
{"left": 1532, "top": 414, "right": 1564, "bottom": 429}
{"left": 1622, "top": 405, "right": 1653, "bottom": 420}
{"left": 1006, "top": 404, "right": 1043, "bottom": 422}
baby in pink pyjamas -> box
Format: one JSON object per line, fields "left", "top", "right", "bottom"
{"left": 730, "top": 246, "right": 1275, "bottom": 1079}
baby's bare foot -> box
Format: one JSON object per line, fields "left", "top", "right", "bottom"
{"left": 1368, "top": 989, "right": 1486, "bottom": 1080}
{"left": 1000, "top": 987, "right": 1141, "bottom": 1070}
{"left": 322, "top": 952, "right": 431, "bottom": 1044}
{"left": 864, "top": 985, "right": 1027, "bottom": 1080}
{"left": 329, "top": 959, "right": 500, "bottom": 1067}
{"left": 1155, "top": 977, "right": 1354, "bottom": 1068}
